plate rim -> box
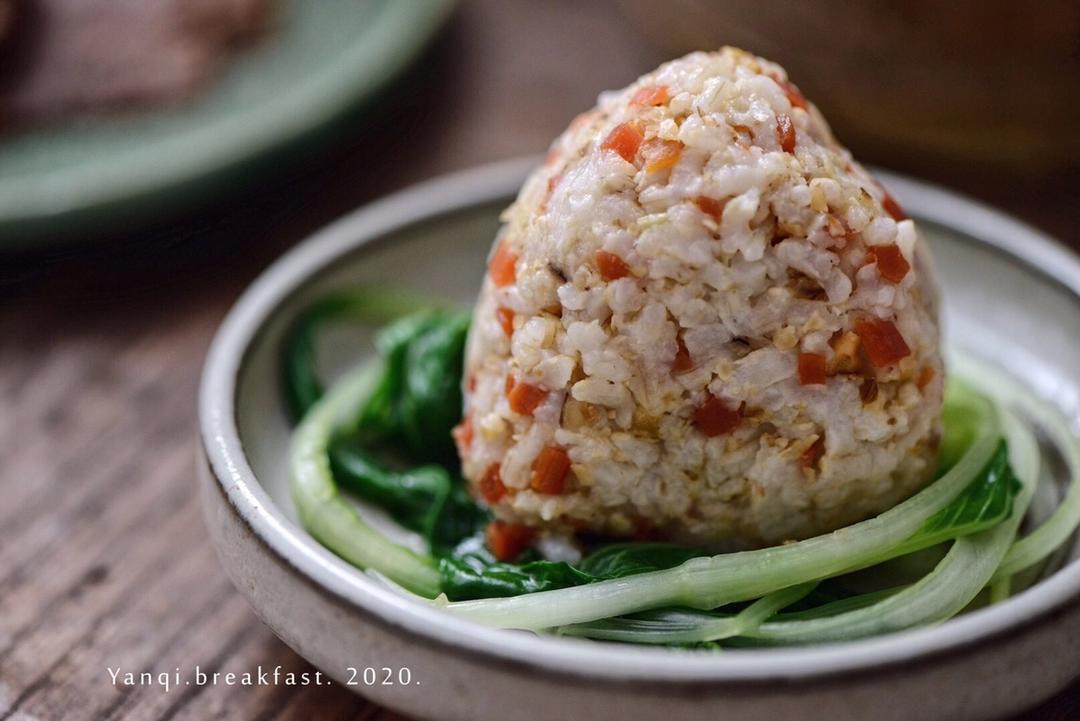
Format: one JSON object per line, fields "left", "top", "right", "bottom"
{"left": 198, "top": 155, "right": 1080, "bottom": 684}
{"left": 0, "top": 0, "right": 455, "bottom": 244}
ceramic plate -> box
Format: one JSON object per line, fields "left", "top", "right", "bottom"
{"left": 199, "top": 157, "right": 1080, "bottom": 721}
{"left": 0, "top": 0, "right": 453, "bottom": 246}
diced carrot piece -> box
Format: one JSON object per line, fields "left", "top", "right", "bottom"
{"left": 495, "top": 306, "right": 514, "bottom": 337}
{"left": 631, "top": 84, "right": 669, "bottom": 107}
{"left": 696, "top": 195, "right": 727, "bottom": 221}
{"left": 776, "top": 113, "right": 796, "bottom": 153}
{"left": 508, "top": 381, "right": 548, "bottom": 416}
{"left": 917, "top": 366, "right": 936, "bottom": 390}
{"left": 478, "top": 463, "right": 507, "bottom": 503}
{"left": 881, "top": 190, "right": 907, "bottom": 221}
{"left": 854, "top": 318, "right": 911, "bottom": 368}
{"left": 505, "top": 374, "right": 515, "bottom": 396}
{"left": 596, "top": 250, "right": 631, "bottom": 280}
{"left": 769, "top": 72, "right": 808, "bottom": 110}
{"left": 531, "top": 446, "right": 571, "bottom": 494}
{"left": 775, "top": 75, "right": 808, "bottom": 110}
{"left": 673, "top": 335, "right": 693, "bottom": 373}
{"left": 601, "top": 122, "right": 643, "bottom": 163}
{"left": 453, "top": 415, "right": 473, "bottom": 454}
{"left": 489, "top": 239, "right": 517, "bottom": 287}
{"left": 797, "top": 352, "right": 828, "bottom": 385}
{"left": 693, "top": 395, "right": 741, "bottom": 437}
{"left": 867, "top": 244, "right": 910, "bottom": 283}
{"left": 486, "top": 521, "right": 534, "bottom": 561}
{"left": 641, "top": 139, "right": 683, "bottom": 173}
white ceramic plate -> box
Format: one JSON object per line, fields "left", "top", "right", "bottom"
{"left": 199, "top": 157, "right": 1080, "bottom": 721}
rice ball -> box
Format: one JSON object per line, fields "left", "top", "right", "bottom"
{"left": 454, "top": 47, "right": 944, "bottom": 551}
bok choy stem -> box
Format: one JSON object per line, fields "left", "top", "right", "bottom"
{"left": 557, "top": 582, "right": 817, "bottom": 645}
{"left": 290, "top": 361, "right": 443, "bottom": 598}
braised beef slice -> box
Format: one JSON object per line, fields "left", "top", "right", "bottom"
{"left": 0, "top": 0, "right": 271, "bottom": 126}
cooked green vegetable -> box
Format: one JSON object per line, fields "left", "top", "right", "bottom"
{"left": 328, "top": 439, "right": 485, "bottom": 556}
{"left": 439, "top": 549, "right": 593, "bottom": 600}
{"left": 904, "top": 441, "right": 1019, "bottom": 548}
{"left": 352, "top": 309, "right": 469, "bottom": 465}
{"left": 290, "top": 362, "right": 442, "bottom": 597}
{"left": 558, "top": 583, "right": 818, "bottom": 645}
{"left": 439, "top": 541, "right": 710, "bottom": 601}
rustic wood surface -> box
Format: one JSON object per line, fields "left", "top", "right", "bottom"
{"left": 1, "top": 2, "right": 1077, "bottom": 719}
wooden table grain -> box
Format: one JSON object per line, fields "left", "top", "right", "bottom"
{"left": 1, "top": 2, "right": 1077, "bottom": 719}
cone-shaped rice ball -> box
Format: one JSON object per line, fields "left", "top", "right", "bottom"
{"left": 454, "top": 48, "right": 943, "bottom": 552}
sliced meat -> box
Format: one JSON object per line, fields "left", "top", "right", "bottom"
{"left": 0, "top": 0, "right": 272, "bottom": 126}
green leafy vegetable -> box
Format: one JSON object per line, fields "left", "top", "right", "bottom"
{"left": 351, "top": 309, "right": 470, "bottom": 465}
{"left": 878, "top": 441, "right": 1018, "bottom": 561}
{"left": 328, "top": 438, "right": 486, "bottom": 555}
{"left": 916, "top": 443, "right": 1018, "bottom": 538}
{"left": 396, "top": 312, "right": 470, "bottom": 463}
{"left": 439, "top": 541, "right": 708, "bottom": 601}
{"left": 439, "top": 550, "right": 593, "bottom": 600}
{"left": 345, "top": 306, "right": 468, "bottom": 464}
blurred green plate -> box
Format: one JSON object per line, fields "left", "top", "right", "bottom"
{"left": 0, "top": 0, "right": 454, "bottom": 247}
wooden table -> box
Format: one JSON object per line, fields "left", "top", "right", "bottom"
{"left": 2, "top": 2, "right": 1077, "bottom": 719}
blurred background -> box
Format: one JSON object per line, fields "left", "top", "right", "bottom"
{"left": 1, "top": 1, "right": 1078, "bottom": 719}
